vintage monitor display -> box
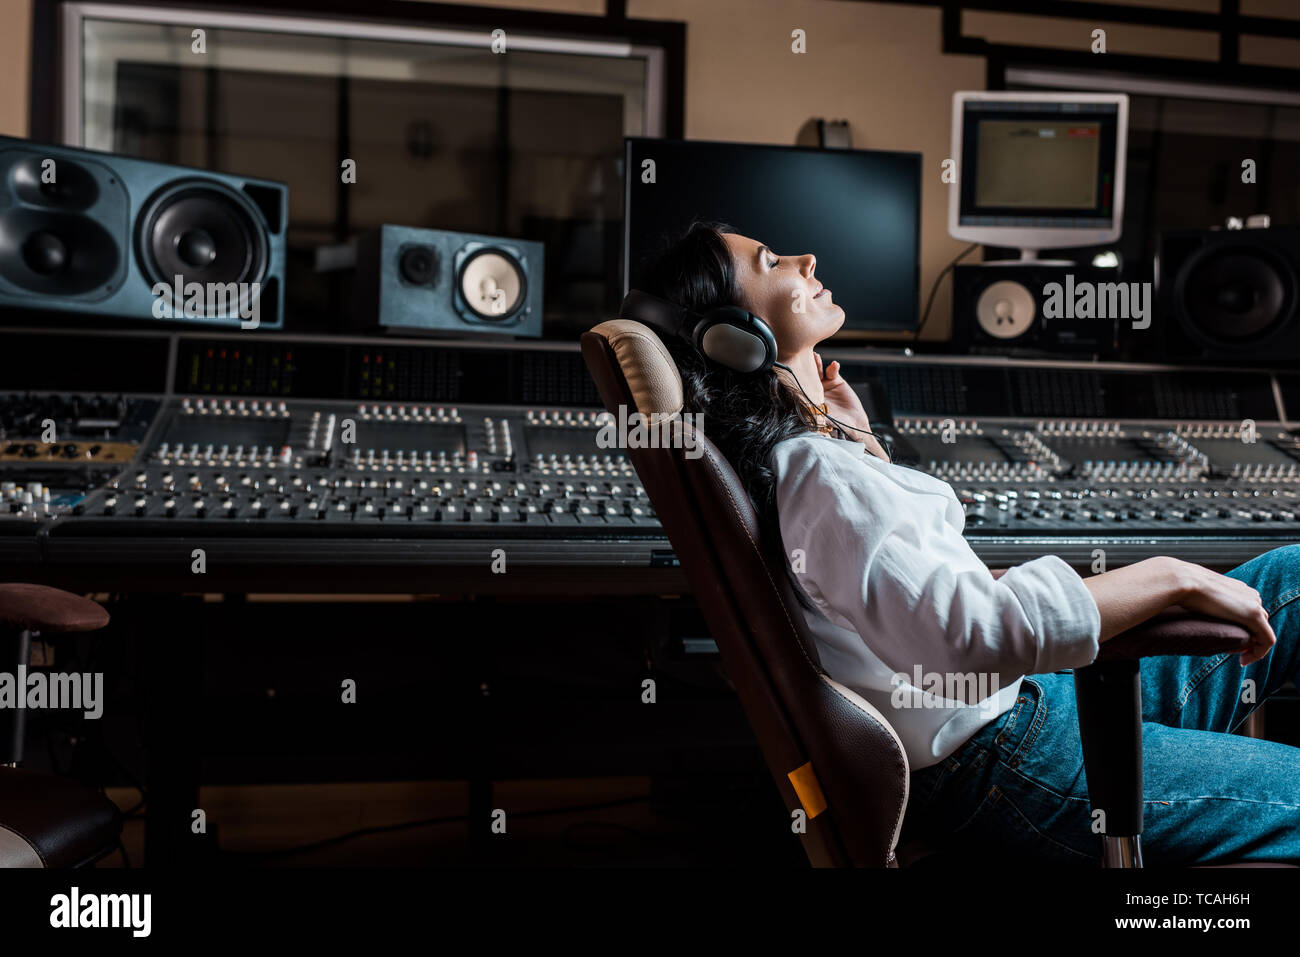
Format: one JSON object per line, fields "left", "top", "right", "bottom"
{"left": 949, "top": 92, "right": 1129, "bottom": 260}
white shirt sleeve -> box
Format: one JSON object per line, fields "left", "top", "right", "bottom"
{"left": 774, "top": 437, "right": 1100, "bottom": 689}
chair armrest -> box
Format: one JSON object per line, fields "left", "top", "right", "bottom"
{"left": 1095, "top": 607, "right": 1252, "bottom": 662}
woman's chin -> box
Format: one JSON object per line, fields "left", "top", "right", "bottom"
{"left": 801, "top": 306, "right": 846, "bottom": 342}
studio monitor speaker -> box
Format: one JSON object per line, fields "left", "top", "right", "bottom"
{"left": 352, "top": 225, "right": 544, "bottom": 338}
{"left": 0, "top": 135, "right": 287, "bottom": 328}
{"left": 951, "top": 262, "right": 1117, "bottom": 357}
{"left": 1156, "top": 226, "right": 1300, "bottom": 363}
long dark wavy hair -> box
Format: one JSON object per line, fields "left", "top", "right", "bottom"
{"left": 640, "top": 220, "right": 821, "bottom": 605}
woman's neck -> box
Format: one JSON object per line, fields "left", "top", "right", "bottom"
{"left": 775, "top": 352, "right": 824, "bottom": 406}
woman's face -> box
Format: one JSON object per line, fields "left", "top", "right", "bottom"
{"left": 721, "top": 232, "right": 845, "bottom": 358}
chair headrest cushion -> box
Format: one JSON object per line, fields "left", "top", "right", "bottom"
{"left": 588, "top": 319, "right": 684, "bottom": 416}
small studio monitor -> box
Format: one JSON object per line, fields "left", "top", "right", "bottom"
{"left": 1156, "top": 226, "right": 1300, "bottom": 362}
{"left": 951, "top": 262, "right": 1118, "bottom": 357}
{"left": 0, "top": 136, "right": 287, "bottom": 329}
{"left": 352, "top": 225, "right": 543, "bottom": 338}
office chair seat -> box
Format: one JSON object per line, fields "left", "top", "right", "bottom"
{"left": 0, "top": 768, "right": 122, "bottom": 867}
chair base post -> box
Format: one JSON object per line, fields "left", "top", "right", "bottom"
{"left": 1237, "top": 709, "right": 1266, "bottom": 739}
{"left": 1101, "top": 834, "right": 1144, "bottom": 868}
{"left": 1, "top": 627, "right": 32, "bottom": 766}
{"left": 1074, "top": 660, "right": 1144, "bottom": 866}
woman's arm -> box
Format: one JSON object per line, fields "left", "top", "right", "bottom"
{"left": 1080, "top": 556, "right": 1276, "bottom": 666}
{"left": 776, "top": 440, "right": 1101, "bottom": 689}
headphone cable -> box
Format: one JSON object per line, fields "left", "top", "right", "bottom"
{"left": 773, "top": 361, "right": 893, "bottom": 463}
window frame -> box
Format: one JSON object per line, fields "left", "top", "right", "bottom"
{"left": 30, "top": 0, "right": 684, "bottom": 145}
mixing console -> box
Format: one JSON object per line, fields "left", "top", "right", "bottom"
{"left": 2, "top": 330, "right": 1300, "bottom": 574}
{"left": 0, "top": 392, "right": 159, "bottom": 522}
{"left": 889, "top": 416, "right": 1300, "bottom": 539}
{"left": 0, "top": 390, "right": 1295, "bottom": 566}
{"left": 0, "top": 393, "right": 654, "bottom": 548}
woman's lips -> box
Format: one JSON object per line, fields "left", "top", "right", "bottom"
{"left": 813, "top": 285, "right": 829, "bottom": 299}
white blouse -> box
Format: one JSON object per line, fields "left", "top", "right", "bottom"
{"left": 772, "top": 432, "right": 1101, "bottom": 770}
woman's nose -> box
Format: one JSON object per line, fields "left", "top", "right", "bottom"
{"left": 801, "top": 254, "right": 816, "bottom": 276}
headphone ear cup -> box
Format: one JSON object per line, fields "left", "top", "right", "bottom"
{"left": 747, "top": 313, "right": 778, "bottom": 370}
{"left": 694, "top": 306, "right": 777, "bottom": 373}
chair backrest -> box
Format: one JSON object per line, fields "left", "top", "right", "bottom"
{"left": 581, "top": 319, "right": 911, "bottom": 867}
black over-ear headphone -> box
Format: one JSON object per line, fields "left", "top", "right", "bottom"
{"left": 617, "top": 289, "right": 895, "bottom": 461}
{"left": 618, "top": 289, "right": 778, "bottom": 374}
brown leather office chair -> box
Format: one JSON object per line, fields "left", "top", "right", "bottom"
{"left": 0, "top": 584, "right": 122, "bottom": 867}
{"left": 582, "top": 319, "right": 1265, "bottom": 868}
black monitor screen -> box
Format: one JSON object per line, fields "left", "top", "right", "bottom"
{"left": 624, "top": 138, "right": 922, "bottom": 332}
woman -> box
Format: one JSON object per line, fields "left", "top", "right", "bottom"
{"left": 640, "top": 220, "right": 1300, "bottom": 865}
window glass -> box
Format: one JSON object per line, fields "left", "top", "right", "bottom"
{"left": 77, "top": 17, "right": 659, "bottom": 334}
{"left": 1003, "top": 72, "right": 1300, "bottom": 276}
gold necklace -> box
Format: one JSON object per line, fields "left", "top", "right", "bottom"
{"left": 806, "top": 401, "right": 837, "bottom": 435}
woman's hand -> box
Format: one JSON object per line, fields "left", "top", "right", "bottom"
{"left": 1170, "top": 559, "right": 1277, "bottom": 666}
{"left": 1083, "top": 556, "right": 1276, "bottom": 667}
{"left": 814, "top": 352, "right": 869, "bottom": 432}
{"left": 814, "top": 352, "right": 891, "bottom": 461}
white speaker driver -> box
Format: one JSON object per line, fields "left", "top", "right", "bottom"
{"left": 459, "top": 250, "right": 524, "bottom": 319}
{"left": 975, "top": 280, "right": 1035, "bottom": 339}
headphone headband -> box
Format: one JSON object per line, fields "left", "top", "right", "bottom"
{"left": 618, "top": 289, "right": 695, "bottom": 340}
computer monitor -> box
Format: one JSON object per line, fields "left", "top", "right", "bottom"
{"left": 948, "top": 92, "right": 1129, "bottom": 260}
{"left": 624, "top": 138, "right": 922, "bottom": 332}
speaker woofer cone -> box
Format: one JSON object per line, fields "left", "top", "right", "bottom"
{"left": 1175, "top": 243, "right": 1295, "bottom": 345}
{"left": 0, "top": 208, "right": 120, "bottom": 295}
{"left": 975, "top": 279, "right": 1036, "bottom": 339}
{"left": 136, "top": 180, "right": 268, "bottom": 304}
{"left": 457, "top": 248, "right": 526, "bottom": 320}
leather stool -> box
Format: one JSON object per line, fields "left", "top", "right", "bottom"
{"left": 0, "top": 584, "right": 122, "bottom": 867}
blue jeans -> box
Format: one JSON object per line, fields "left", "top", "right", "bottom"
{"left": 900, "top": 543, "right": 1300, "bottom": 865}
